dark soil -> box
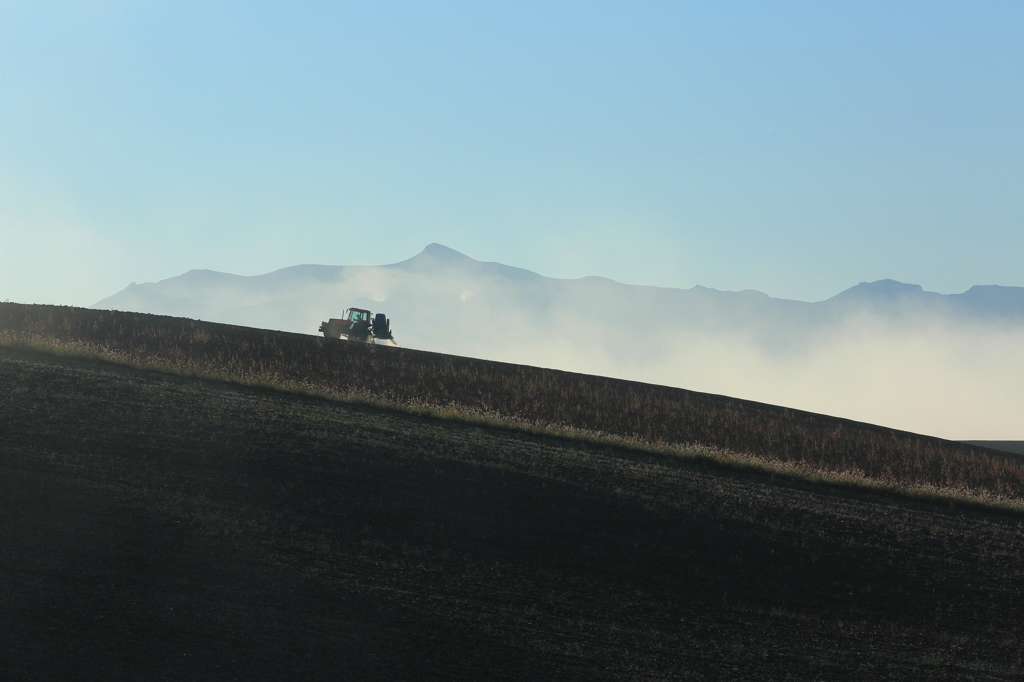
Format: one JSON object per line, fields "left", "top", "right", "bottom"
{"left": 2, "top": 349, "right": 1023, "bottom": 680}
{"left": 3, "top": 302, "right": 1022, "bottom": 497}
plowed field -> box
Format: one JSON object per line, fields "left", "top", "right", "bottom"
{"left": 2, "top": 349, "right": 1023, "bottom": 680}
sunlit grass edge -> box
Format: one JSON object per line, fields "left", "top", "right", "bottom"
{"left": 4, "top": 332, "right": 1022, "bottom": 518}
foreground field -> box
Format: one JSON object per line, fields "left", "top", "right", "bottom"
{"left": 2, "top": 303, "right": 1023, "bottom": 503}
{"left": 2, "top": 349, "right": 1023, "bottom": 680}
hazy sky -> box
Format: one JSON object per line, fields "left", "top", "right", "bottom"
{"left": 2, "top": 1, "right": 1022, "bottom": 307}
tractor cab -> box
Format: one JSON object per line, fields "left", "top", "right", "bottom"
{"left": 339, "top": 308, "right": 372, "bottom": 340}
{"left": 346, "top": 308, "right": 370, "bottom": 325}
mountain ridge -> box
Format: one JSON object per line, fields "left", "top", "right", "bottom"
{"left": 96, "top": 244, "right": 1024, "bottom": 310}
{"left": 89, "top": 244, "right": 1024, "bottom": 440}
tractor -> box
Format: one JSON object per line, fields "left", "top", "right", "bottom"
{"left": 319, "top": 308, "right": 396, "bottom": 345}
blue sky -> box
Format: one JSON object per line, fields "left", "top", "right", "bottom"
{"left": 2, "top": 1, "right": 1022, "bottom": 307}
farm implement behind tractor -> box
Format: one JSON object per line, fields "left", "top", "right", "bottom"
{"left": 319, "top": 308, "right": 397, "bottom": 345}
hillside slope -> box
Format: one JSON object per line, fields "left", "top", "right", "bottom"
{"left": 2, "top": 303, "right": 1022, "bottom": 500}
{"left": 2, "top": 350, "right": 1023, "bottom": 680}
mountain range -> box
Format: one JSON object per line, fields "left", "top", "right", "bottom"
{"left": 93, "top": 244, "right": 1024, "bottom": 440}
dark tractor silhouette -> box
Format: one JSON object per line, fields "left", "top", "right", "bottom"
{"left": 319, "top": 308, "right": 396, "bottom": 345}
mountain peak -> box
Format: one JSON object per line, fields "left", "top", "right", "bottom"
{"left": 387, "top": 243, "right": 477, "bottom": 272}
{"left": 420, "top": 243, "right": 473, "bottom": 262}
{"left": 833, "top": 279, "right": 925, "bottom": 300}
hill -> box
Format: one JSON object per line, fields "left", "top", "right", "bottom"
{"left": 2, "top": 302, "right": 1023, "bottom": 503}
{"left": 3, "top": 346, "right": 1024, "bottom": 680}
{"left": 963, "top": 441, "right": 1024, "bottom": 458}
{"left": 89, "top": 244, "right": 1024, "bottom": 441}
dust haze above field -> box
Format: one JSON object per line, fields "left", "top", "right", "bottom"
{"left": 93, "top": 244, "right": 1024, "bottom": 440}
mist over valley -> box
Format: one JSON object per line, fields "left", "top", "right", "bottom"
{"left": 94, "top": 244, "right": 1024, "bottom": 440}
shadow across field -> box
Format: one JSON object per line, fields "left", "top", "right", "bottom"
{"left": 2, "top": 350, "right": 1023, "bottom": 680}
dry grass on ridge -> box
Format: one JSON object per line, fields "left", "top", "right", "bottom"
{"left": 2, "top": 301, "right": 1023, "bottom": 510}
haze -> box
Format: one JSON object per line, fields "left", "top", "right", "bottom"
{"left": 2, "top": 3, "right": 1022, "bottom": 307}
{"left": 94, "top": 245, "right": 1024, "bottom": 441}
{"left": 3, "top": 3, "right": 1022, "bottom": 439}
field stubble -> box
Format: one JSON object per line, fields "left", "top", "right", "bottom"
{"left": 2, "top": 350, "right": 1024, "bottom": 679}
{"left": 1, "top": 303, "right": 1022, "bottom": 507}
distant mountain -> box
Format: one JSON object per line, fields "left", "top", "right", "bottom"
{"left": 94, "top": 243, "right": 1024, "bottom": 341}
{"left": 93, "top": 244, "right": 1024, "bottom": 440}
{"left": 831, "top": 278, "right": 1024, "bottom": 318}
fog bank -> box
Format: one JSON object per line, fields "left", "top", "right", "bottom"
{"left": 94, "top": 244, "right": 1024, "bottom": 440}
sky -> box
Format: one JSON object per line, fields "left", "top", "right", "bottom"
{"left": 1, "top": 1, "right": 1022, "bottom": 308}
